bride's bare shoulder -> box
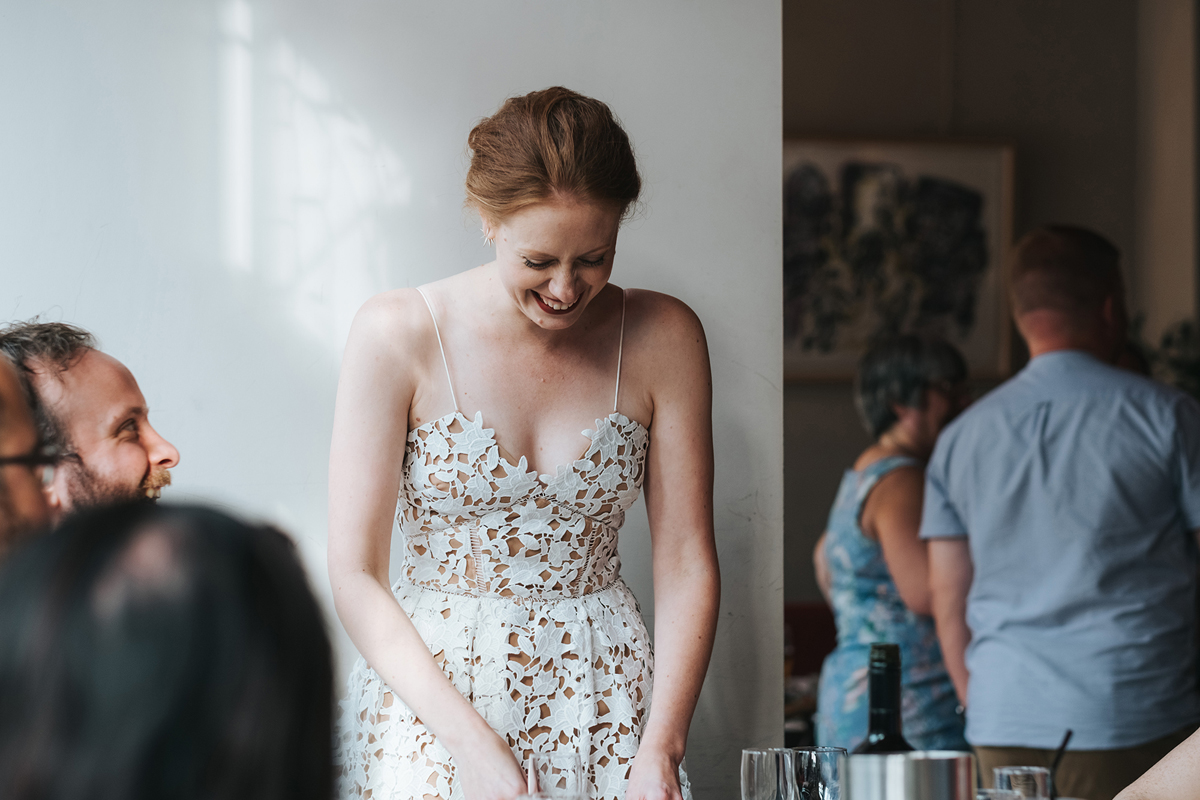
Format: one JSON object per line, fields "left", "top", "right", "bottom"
{"left": 346, "top": 269, "right": 487, "bottom": 370}
{"left": 620, "top": 289, "right": 709, "bottom": 412}
{"left": 623, "top": 288, "right": 707, "bottom": 348}
{"left": 346, "top": 288, "right": 437, "bottom": 358}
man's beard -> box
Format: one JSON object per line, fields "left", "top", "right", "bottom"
{"left": 63, "top": 463, "right": 172, "bottom": 511}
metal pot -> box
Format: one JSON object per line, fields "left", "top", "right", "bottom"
{"left": 847, "top": 750, "right": 975, "bottom": 800}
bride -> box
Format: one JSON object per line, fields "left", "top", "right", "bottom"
{"left": 328, "top": 87, "right": 720, "bottom": 800}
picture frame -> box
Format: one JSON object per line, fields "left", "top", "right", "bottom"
{"left": 784, "top": 139, "right": 1015, "bottom": 381}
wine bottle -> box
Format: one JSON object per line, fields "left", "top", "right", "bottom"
{"left": 851, "top": 642, "right": 915, "bottom": 754}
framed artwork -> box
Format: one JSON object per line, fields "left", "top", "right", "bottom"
{"left": 784, "top": 139, "right": 1015, "bottom": 381}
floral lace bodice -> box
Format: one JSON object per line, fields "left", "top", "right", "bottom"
{"left": 399, "top": 408, "right": 649, "bottom": 598}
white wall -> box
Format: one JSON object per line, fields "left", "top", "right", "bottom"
{"left": 0, "top": 1, "right": 782, "bottom": 794}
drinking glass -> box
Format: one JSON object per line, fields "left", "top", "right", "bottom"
{"left": 977, "top": 791, "right": 1023, "bottom": 800}
{"left": 742, "top": 748, "right": 796, "bottom": 800}
{"left": 994, "top": 766, "right": 1051, "bottom": 798}
{"left": 525, "top": 752, "right": 585, "bottom": 796}
{"left": 791, "top": 746, "right": 846, "bottom": 800}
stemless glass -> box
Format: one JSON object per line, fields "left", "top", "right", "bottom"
{"left": 742, "top": 748, "right": 796, "bottom": 800}
{"left": 526, "top": 752, "right": 586, "bottom": 796}
{"left": 994, "top": 766, "right": 1051, "bottom": 798}
{"left": 791, "top": 746, "right": 846, "bottom": 800}
{"left": 977, "top": 791, "right": 1023, "bottom": 800}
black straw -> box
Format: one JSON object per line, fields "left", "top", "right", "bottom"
{"left": 1048, "top": 729, "right": 1073, "bottom": 800}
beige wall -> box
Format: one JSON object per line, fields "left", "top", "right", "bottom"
{"left": 784, "top": 0, "right": 1145, "bottom": 601}
{"left": 1135, "top": 0, "right": 1197, "bottom": 343}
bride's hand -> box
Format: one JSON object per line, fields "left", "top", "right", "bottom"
{"left": 624, "top": 747, "right": 684, "bottom": 800}
{"left": 452, "top": 729, "right": 528, "bottom": 800}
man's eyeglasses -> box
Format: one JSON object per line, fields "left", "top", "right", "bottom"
{"left": 0, "top": 446, "right": 60, "bottom": 488}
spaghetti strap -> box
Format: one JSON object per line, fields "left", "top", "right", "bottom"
{"left": 415, "top": 287, "right": 459, "bottom": 413}
{"left": 614, "top": 289, "right": 626, "bottom": 413}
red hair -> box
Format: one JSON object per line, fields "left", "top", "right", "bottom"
{"left": 466, "top": 87, "right": 641, "bottom": 223}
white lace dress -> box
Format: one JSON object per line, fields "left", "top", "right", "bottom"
{"left": 335, "top": 290, "right": 690, "bottom": 800}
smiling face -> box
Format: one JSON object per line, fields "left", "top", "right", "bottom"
{"left": 31, "top": 349, "right": 179, "bottom": 520}
{"left": 488, "top": 197, "right": 622, "bottom": 330}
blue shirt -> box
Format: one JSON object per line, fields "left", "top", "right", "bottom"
{"left": 920, "top": 350, "right": 1200, "bottom": 749}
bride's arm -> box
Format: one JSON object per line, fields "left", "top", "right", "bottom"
{"left": 1116, "top": 728, "right": 1200, "bottom": 800}
{"left": 328, "top": 291, "right": 526, "bottom": 800}
{"left": 625, "top": 293, "right": 720, "bottom": 800}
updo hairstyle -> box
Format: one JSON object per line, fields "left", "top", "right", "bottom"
{"left": 466, "top": 86, "right": 642, "bottom": 224}
{"left": 855, "top": 335, "right": 968, "bottom": 439}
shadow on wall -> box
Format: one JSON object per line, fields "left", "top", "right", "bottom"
{"left": 209, "top": 0, "right": 418, "bottom": 678}
{"left": 0, "top": 0, "right": 417, "bottom": 682}
{"left": 218, "top": 0, "right": 411, "bottom": 359}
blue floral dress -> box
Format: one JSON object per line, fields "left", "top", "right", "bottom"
{"left": 815, "top": 456, "right": 967, "bottom": 752}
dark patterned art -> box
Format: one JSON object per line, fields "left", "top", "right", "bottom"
{"left": 784, "top": 160, "right": 988, "bottom": 356}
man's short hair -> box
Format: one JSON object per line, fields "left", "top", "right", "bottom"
{"left": 855, "top": 335, "right": 968, "bottom": 439}
{"left": 0, "top": 320, "right": 96, "bottom": 451}
{"left": 1011, "top": 225, "right": 1123, "bottom": 317}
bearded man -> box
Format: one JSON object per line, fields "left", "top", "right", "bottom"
{"left": 0, "top": 321, "right": 178, "bottom": 519}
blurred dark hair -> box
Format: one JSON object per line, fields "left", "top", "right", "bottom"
{"left": 0, "top": 502, "right": 334, "bottom": 800}
{"left": 0, "top": 320, "right": 96, "bottom": 452}
{"left": 855, "top": 335, "right": 968, "bottom": 439}
{"left": 1010, "top": 225, "right": 1123, "bottom": 318}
